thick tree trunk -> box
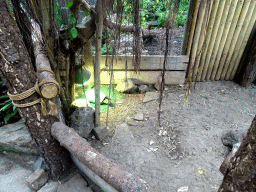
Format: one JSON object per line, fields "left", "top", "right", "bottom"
{"left": 218, "top": 115, "right": 256, "bottom": 191}
{"left": 0, "top": 0, "right": 71, "bottom": 179}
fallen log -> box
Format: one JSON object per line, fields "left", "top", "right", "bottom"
{"left": 51, "top": 122, "right": 152, "bottom": 192}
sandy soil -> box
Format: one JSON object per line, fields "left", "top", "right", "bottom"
{"left": 88, "top": 81, "right": 256, "bottom": 192}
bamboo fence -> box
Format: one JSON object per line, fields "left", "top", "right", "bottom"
{"left": 184, "top": 0, "right": 256, "bottom": 81}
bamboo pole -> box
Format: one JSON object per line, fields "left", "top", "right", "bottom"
{"left": 182, "top": 0, "right": 197, "bottom": 55}
{"left": 210, "top": 0, "right": 239, "bottom": 80}
{"left": 195, "top": 0, "right": 220, "bottom": 81}
{"left": 206, "top": 0, "right": 232, "bottom": 81}
{"left": 187, "top": 0, "right": 207, "bottom": 82}
{"left": 192, "top": 0, "right": 213, "bottom": 81}
{"left": 229, "top": 4, "right": 256, "bottom": 80}
{"left": 186, "top": 0, "right": 201, "bottom": 56}
{"left": 224, "top": 0, "right": 255, "bottom": 80}
{"left": 215, "top": 0, "right": 246, "bottom": 80}
{"left": 200, "top": 0, "right": 226, "bottom": 81}
{"left": 220, "top": 0, "right": 252, "bottom": 80}
{"left": 95, "top": 0, "right": 103, "bottom": 127}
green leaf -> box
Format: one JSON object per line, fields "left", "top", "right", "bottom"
{"left": 0, "top": 102, "right": 12, "bottom": 112}
{"left": 69, "top": 27, "right": 78, "bottom": 40}
{"left": 0, "top": 95, "right": 9, "bottom": 99}
{"left": 84, "top": 9, "right": 90, "bottom": 16}
{"left": 61, "top": 24, "right": 68, "bottom": 29}
{"left": 13, "top": 105, "right": 16, "bottom": 111}
{"left": 67, "top": 1, "right": 73, "bottom": 8}
{"left": 4, "top": 99, "right": 11, "bottom": 103}
{"left": 69, "top": 14, "right": 76, "bottom": 24}
{"left": 4, "top": 113, "right": 12, "bottom": 124}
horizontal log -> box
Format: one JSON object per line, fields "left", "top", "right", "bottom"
{"left": 101, "top": 55, "right": 189, "bottom": 71}
{"left": 100, "top": 71, "right": 186, "bottom": 85}
{"left": 51, "top": 122, "right": 152, "bottom": 192}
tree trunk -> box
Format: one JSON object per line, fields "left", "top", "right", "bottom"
{"left": 0, "top": 0, "right": 71, "bottom": 179}
{"left": 218, "top": 115, "right": 256, "bottom": 191}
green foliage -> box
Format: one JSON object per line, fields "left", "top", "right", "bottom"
{"left": 123, "top": 0, "right": 189, "bottom": 28}
{"left": 69, "top": 27, "right": 79, "bottom": 40}
{"left": 67, "top": 1, "right": 73, "bottom": 8}
{"left": 101, "top": 43, "right": 113, "bottom": 55}
{"left": 0, "top": 78, "right": 20, "bottom": 124}
{"left": 84, "top": 9, "right": 90, "bottom": 16}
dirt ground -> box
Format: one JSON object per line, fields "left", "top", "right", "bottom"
{"left": 1, "top": 26, "right": 256, "bottom": 191}
{"left": 88, "top": 81, "right": 256, "bottom": 192}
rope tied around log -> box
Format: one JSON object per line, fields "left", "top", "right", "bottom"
{"left": 8, "top": 77, "right": 60, "bottom": 116}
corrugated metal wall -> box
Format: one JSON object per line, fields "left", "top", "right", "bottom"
{"left": 185, "top": 0, "right": 256, "bottom": 82}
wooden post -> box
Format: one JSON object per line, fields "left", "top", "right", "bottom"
{"left": 229, "top": 3, "right": 256, "bottom": 80}
{"left": 206, "top": 0, "right": 232, "bottom": 81}
{"left": 187, "top": 0, "right": 207, "bottom": 82}
{"left": 215, "top": 0, "right": 245, "bottom": 80}
{"left": 181, "top": 0, "right": 197, "bottom": 55}
{"left": 219, "top": 0, "right": 251, "bottom": 80}
{"left": 200, "top": 0, "right": 225, "bottom": 81}
{"left": 186, "top": 0, "right": 201, "bottom": 56}
{"left": 95, "top": 0, "right": 103, "bottom": 127}
{"left": 209, "top": 0, "right": 239, "bottom": 80}
{"left": 195, "top": 0, "right": 220, "bottom": 81}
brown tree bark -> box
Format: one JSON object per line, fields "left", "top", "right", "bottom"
{"left": 218, "top": 115, "right": 256, "bottom": 191}
{"left": 0, "top": 0, "right": 71, "bottom": 179}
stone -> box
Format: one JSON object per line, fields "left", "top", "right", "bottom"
{"left": 33, "top": 157, "right": 49, "bottom": 172}
{"left": 70, "top": 107, "right": 95, "bottom": 138}
{"left": 177, "top": 186, "right": 189, "bottom": 192}
{"left": 115, "top": 79, "right": 137, "bottom": 93}
{"left": 221, "top": 130, "right": 245, "bottom": 148}
{"left": 143, "top": 92, "right": 159, "bottom": 103}
{"left": 93, "top": 126, "right": 112, "bottom": 141}
{"left": 154, "top": 82, "right": 159, "bottom": 90}
{"left": 85, "top": 89, "right": 107, "bottom": 103}
{"left": 138, "top": 84, "right": 149, "bottom": 93}
{"left": 0, "top": 119, "right": 39, "bottom": 155}
{"left": 134, "top": 113, "right": 144, "bottom": 121}
{"left": 127, "top": 120, "right": 138, "bottom": 126}
{"left": 57, "top": 173, "right": 93, "bottom": 192}
{"left": 38, "top": 181, "right": 59, "bottom": 192}
{"left": 26, "top": 168, "right": 49, "bottom": 191}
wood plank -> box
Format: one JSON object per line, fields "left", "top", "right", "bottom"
{"left": 100, "top": 71, "right": 186, "bottom": 85}
{"left": 99, "top": 55, "right": 189, "bottom": 71}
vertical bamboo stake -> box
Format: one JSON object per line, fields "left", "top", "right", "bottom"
{"left": 195, "top": 0, "right": 220, "bottom": 81}
{"left": 220, "top": 0, "right": 251, "bottom": 80}
{"left": 187, "top": 0, "right": 207, "bottom": 81}
{"left": 215, "top": 0, "right": 245, "bottom": 80}
{"left": 210, "top": 0, "right": 239, "bottom": 80}
{"left": 200, "top": 0, "right": 226, "bottom": 81}
{"left": 186, "top": 0, "right": 201, "bottom": 56}
{"left": 182, "top": 0, "right": 197, "bottom": 55}
{"left": 224, "top": 0, "right": 255, "bottom": 80}
{"left": 192, "top": 0, "right": 213, "bottom": 81}
{"left": 230, "top": 4, "right": 256, "bottom": 80}
{"left": 206, "top": 0, "right": 232, "bottom": 80}
{"left": 95, "top": 0, "right": 103, "bottom": 127}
